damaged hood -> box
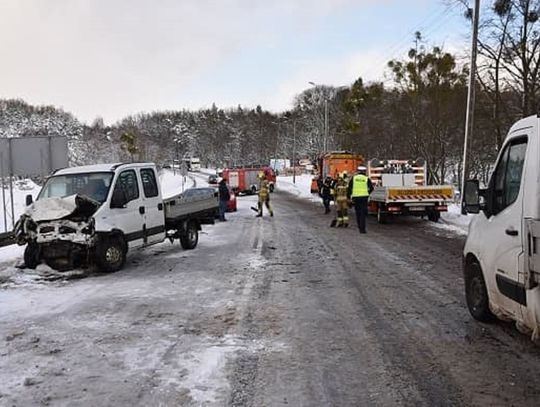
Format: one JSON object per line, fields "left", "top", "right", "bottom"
{"left": 27, "top": 195, "right": 100, "bottom": 222}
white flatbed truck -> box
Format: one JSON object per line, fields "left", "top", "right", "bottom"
{"left": 367, "top": 159, "right": 454, "bottom": 223}
{"left": 15, "top": 162, "right": 219, "bottom": 272}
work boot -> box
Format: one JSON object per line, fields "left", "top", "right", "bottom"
{"left": 270, "top": 211, "right": 274, "bottom": 217}
{"left": 255, "top": 213, "right": 262, "bottom": 218}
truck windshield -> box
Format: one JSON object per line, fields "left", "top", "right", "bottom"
{"left": 38, "top": 172, "right": 114, "bottom": 204}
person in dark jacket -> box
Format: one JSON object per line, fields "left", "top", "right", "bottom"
{"left": 319, "top": 176, "right": 335, "bottom": 214}
{"left": 218, "top": 179, "right": 230, "bottom": 221}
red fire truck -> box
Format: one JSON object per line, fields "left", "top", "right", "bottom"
{"left": 221, "top": 167, "right": 276, "bottom": 195}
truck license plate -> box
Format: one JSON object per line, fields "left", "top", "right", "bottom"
{"left": 409, "top": 207, "right": 425, "bottom": 211}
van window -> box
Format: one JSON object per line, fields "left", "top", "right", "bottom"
{"left": 140, "top": 168, "right": 159, "bottom": 198}
{"left": 491, "top": 138, "right": 527, "bottom": 214}
{"left": 113, "top": 170, "right": 139, "bottom": 203}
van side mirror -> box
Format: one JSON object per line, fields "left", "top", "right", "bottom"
{"left": 110, "top": 187, "right": 128, "bottom": 208}
{"left": 25, "top": 194, "right": 33, "bottom": 206}
{"left": 463, "top": 180, "right": 481, "bottom": 214}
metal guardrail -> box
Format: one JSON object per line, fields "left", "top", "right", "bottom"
{"left": 0, "top": 231, "right": 15, "bottom": 248}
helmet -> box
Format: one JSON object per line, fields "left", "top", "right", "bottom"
{"left": 357, "top": 165, "right": 367, "bottom": 173}
{"left": 258, "top": 171, "right": 265, "bottom": 180}
{"left": 340, "top": 171, "right": 348, "bottom": 179}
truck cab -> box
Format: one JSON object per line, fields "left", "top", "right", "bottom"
{"left": 463, "top": 115, "right": 540, "bottom": 339}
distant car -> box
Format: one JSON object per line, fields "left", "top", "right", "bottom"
{"left": 208, "top": 174, "right": 218, "bottom": 184}
{"left": 162, "top": 164, "right": 171, "bottom": 169}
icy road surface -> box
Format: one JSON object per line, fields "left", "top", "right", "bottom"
{"left": 2, "top": 189, "right": 540, "bottom": 406}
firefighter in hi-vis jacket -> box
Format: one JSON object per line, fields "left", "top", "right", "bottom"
{"left": 333, "top": 172, "right": 349, "bottom": 227}
{"left": 256, "top": 172, "right": 274, "bottom": 217}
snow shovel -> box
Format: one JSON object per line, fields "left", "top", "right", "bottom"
{"left": 250, "top": 206, "right": 259, "bottom": 213}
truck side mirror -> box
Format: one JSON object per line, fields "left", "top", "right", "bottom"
{"left": 110, "top": 187, "right": 128, "bottom": 208}
{"left": 463, "top": 180, "right": 480, "bottom": 214}
{"left": 25, "top": 194, "right": 33, "bottom": 206}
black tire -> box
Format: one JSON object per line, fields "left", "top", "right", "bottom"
{"left": 95, "top": 236, "right": 126, "bottom": 272}
{"left": 377, "top": 206, "right": 387, "bottom": 224}
{"left": 24, "top": 242, "right": 40, "bottom": 269}
{"left": 269, "top": 183, "right": 274, "bottom": 193}
{"left": 465, "top": 262, "right": 494, "bottom": 322}
{"left": 180, "top": 221, "right": 199, "bottom": 250}
{"left": 251, "top": 185, "right": 257, "bottom": 195}
{"left": 428, "top": 211, "right": 440, "bottom": 222}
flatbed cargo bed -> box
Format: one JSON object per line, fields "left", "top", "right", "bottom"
{"left": 163, "top": 187, "right": 219, "bottom": 224}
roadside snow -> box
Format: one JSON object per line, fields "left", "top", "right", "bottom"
{"left": 159, "top": 169, "right": 196, "bottom": 199}
{"left": 277, "top": 174, "right": 320, "bottom": 204}
{"left": 438, "top": 204, "right": 474, "bottom": 235}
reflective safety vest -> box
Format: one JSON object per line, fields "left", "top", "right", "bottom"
{"left": 351, "top": 174, "right": 369, "bottom": 197}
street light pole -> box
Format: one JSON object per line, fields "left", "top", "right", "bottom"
{"left": 324, "top": 98, "right": 328, "bottom": 152}
{"left": 461, "top": 0, "right": 480, "bottom": 213}
{"left": 292, "top": 120, "right": 296, "bottom": 185}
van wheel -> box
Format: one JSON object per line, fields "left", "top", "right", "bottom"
{"left": 95, "top": 236, "right": 126, "bottom": 272}
{"left": 465, "top": 262, "right": 494, "bottom": 322}
{"left": 180, "top": 221, "right": 198, "bottom": 250}
{"left": 24, "top": 242, "right": 40, "bottom": 269}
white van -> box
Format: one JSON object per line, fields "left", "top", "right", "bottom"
{"left": 463, "top": 115, "right": 540, "bottom": 339}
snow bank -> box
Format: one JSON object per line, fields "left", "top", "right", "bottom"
{"left": 159, "top": 170, "right": 196, "bottom": 199}
{"left": 438, "top": 203, "right": 474, "bottom": 235}
{"left": 276, "top": 174, "right": 321, "bottom": 204}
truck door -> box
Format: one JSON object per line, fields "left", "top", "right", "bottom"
{"left": 483, "top": 136, "right": 528, "bottom": 317}
{"left": 139, "top": 168, "right": 166, "bottom": 245}
{"left": 111, "top": 169, "right": 145, "bottom": 249}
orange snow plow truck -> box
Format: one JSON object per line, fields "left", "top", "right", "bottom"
{"left": 311, "top": 151, "right": 364, "bottom": 193}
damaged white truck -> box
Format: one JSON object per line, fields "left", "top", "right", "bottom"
{"left": 14, "top": 162, "right": 219, "bottom": 272}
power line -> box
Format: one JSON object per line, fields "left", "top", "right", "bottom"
{"left": 362, "top": 2, "right": 462, "bottom": 81}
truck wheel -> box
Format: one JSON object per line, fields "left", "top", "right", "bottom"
{"left": 465, "top": 262, "right": 494, "bottom": 322}
{"left": 377, "top": 207, "right": 387, "bottom": 224}
{"left": 180, "top": 221, "right": 198, "bottom": 250}
{"left": 251, "top": 185, "right": 257, "bottom": 195}
{"left": 269, "top": 184, "right": 274, "bottom": 193}
{"left": 24, "top": 242, "right": 40, "bottom": 269}
{"left": 95, "top": 237, "right": 126, "bottom": 272}
{"left": 428, "top": 211, "right": 440, "bottom": 222}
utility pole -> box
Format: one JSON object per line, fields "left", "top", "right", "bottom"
{"left": 461, "top": 0, "right": 480, "bottom": 213}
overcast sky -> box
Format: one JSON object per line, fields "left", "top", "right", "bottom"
{"left": 0, "top": 0, "right": 467, "bottom": 124}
